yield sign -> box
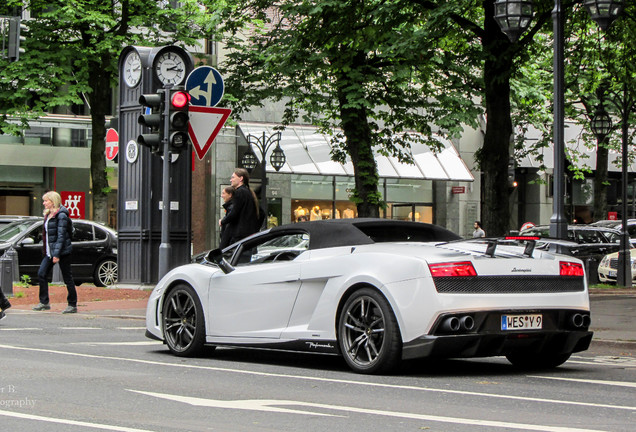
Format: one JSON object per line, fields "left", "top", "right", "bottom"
{"left": 188, "top": 105, "right": 232, "bottom": 160}
{"left": 105, "top": 128, "right": 119, "bottom": 161}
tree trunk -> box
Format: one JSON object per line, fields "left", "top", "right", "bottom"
{"left": 87, "top": 56, "right": 112, "bottom": 224}
{"left": 335, "top": 63, "right": 381, "bottom": 218}
{"left": 481, "top": 2, "right": 514, "bottom": 236}
{"left": 593, "top": 142, "right": 609, "bottom": 221}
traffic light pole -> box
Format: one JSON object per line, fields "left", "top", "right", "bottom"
{"left": 158, "top": 85, "right": 173, "bottom": 280}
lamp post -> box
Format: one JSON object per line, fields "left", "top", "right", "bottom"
{"left": 240, "top": 131, "right": 286, "bottom": 219}
{"left": 592, "top": 85, "right": 635, "bottom": 287}
{"left": 493, "top": 0, "right": 623, "bottom": 241}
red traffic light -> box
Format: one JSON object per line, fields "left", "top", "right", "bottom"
{"left": 171, "top": 91, "right": 190, "bottom": 109}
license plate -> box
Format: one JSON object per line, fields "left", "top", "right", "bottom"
{"left": 501, "top": 314, "right": 542, "bottom": 330}
{"left": 609, "top": 270, "right": 617, "bottom": 277}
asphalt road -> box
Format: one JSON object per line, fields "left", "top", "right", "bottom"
{"left": 1, "top": 310, "right": 635, "bottom": 432}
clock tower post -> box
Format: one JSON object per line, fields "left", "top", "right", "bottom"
{"left": 116, "top": 46, "right": 194, "bottom": 284}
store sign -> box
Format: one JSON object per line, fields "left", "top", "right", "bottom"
{"left": 60, "top": 191, "right": 85, "bottom": 219}
{"left": 451, "top": 186, "right": 466, "bottom": 194}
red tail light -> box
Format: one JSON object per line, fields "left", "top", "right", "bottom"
{"left": 429, "top": 262, "right": 477, "bottom": 277}
{"left": 560, "top": 261, "right": 584, "bottom": 276}
{"left": 505, "top": 236, "right": 541, "bottom": 241}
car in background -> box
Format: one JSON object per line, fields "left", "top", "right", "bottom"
{"left": 519, "top": 224, "right": 625, "bottom": 262}
{"left": 146, "top": 218, "right": 592, "bottom": 374}
{"left": 598, "top": 248, "right": 636, "bottom": 283}
{"left": 0, "top": 217, "right": 117, "bottom": 287}
{"left": 0, "top": 215, "right": 31, "bottom": 230}
{"left": 590, "top": 219, "right": 636, "bottom": 240}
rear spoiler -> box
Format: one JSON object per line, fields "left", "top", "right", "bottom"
{"left": 478, "top": 236, "right": 583, "bottom": 258}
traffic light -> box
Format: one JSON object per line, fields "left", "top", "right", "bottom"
{"left": 138, "top": 91, "right": 164, "bottom": 155}
{"left": 507, "top": 156, "right": 517, "bottom": 188}
{"left": 167, "top": 88, "right": 190, "bottom": 153}
{"left": 8, "top": 17, "right": 27, "bottom": 61}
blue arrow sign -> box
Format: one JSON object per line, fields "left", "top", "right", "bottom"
{"left": 185, "top": 66, "right": 224, "bottom": 107}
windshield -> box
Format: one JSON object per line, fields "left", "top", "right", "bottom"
{"left": 0, "top": 219, "right": 39, "bottom": 242}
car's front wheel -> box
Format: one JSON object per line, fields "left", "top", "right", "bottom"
{"left": 338, "top": 288, "right": 402, "bottom": 374}
{"left": 506, "top": 351, "right": 572, "bottom": 369}
{"left": 162, "top": 284, "right": 206, "bottom": 357}
{"left": 94, "top": 259, "right": 117, "bottom": 287}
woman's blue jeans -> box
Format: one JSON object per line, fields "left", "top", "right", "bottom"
{"left": 38, "top": 255, "right": 77, "bottom": 307}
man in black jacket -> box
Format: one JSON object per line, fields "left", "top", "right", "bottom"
{"left": 0, "top": 289, "right": 10, "bottom": 321}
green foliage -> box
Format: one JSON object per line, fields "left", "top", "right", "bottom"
{"left": 0, "top": 0, "right": 222, "bottom": 222}
{"left": 18, "top": 274, "right": 32, "bottom": 288}
{"left": 220, "top": 0, "right": 484, "bottom": 215}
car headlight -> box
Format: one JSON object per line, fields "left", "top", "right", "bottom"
{"left": 600, "top": 256, "right": 609, "bottom": 267}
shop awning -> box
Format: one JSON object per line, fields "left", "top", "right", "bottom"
{"left": 238, "top": 123, "right": 474, "bottom": 181}
{"left": 519, "top": 122, "right": 636, "bottom": 173}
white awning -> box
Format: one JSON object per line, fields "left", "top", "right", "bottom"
{"left": 519, "top": 122, "right": 636, "bottom": 173}
{"left": 238, "top": 123, "right": 474, "bottom": 181}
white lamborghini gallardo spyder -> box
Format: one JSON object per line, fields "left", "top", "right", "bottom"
{"left": 146, "top": 218, "right": 593, "bottom": 374}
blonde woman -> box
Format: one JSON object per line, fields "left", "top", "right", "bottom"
{"left": 32, "top": 191, "right": 78, "bottom": 314}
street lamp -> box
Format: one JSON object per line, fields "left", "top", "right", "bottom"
{"left": 493, "top": 0, "right": 623, "bottom": 242}
{"left": 592, "top": 85, "right": 636, "bottom": 287}
{"left": 240, "top": 131, "right": 286, "bottom": 219}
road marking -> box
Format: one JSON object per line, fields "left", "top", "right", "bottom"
{"left": 117, "top": 327, "right": 146, "bottom": 330}
{"left": 0, "top": 328, "right": 43, "bottom": 331}
{"left": 0, "top": 409, "right": 157, "bottom": 432}
{"left": 1, "top": 343, "right": 635, "bottom": 414}
{"left": 570, "top": 355, "right": 636, "bottom": 368}
{"left": 530, "top": 376, "right": 636, "bottom": 388}
{"left": 127, "top": 389, "right": 606, "bottom": 432}
{"left": 129, "top": 390, "right": 341, "bottom": 417}
{"left": 70, "top": 341, "right": 161, "bottom": 346}
{"left": 61, "top": 327, "right": 101, "bottom": 330}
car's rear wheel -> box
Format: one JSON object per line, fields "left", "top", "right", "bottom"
{"left": 506, "top": 351, "right": 572, "bottom": 369}
{"left": 94, "top": 259, "right": 117, "bottom": 287}
{"left": 338, "top": 288, "right": 402, "bottom": 374}
{"left": 162, "top": 284, "right": 206, "bottom": 357}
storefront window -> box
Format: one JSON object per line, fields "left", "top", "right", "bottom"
{"left": 289, "top": 174, "right": 434, "bottom": 223}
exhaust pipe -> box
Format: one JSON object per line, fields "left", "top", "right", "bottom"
{"left": 460, "top": 315, "right": 475, "bottom": 331}
{"left": 441, "top": 316, "right": 460, "bottom": 332}
{"left": 570, "top": 313, "right": 584, "bottom": 328}
{"left": 582, "top": 314, "right": 591, "bottom": 328}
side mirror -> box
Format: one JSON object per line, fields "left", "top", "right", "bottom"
{"left": 207, "top": 248, "right": 235, "bottom": 274}
{"left": 19, "top": 237, "right": 35, "bottom": 246}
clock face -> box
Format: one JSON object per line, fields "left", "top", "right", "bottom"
{"left": 154, "top": 51, "right": 186, "bottom": 86}
{"left": 123, "top": 51, "right": 142, "bottom": 88}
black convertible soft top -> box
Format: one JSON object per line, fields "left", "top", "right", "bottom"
{"left": 269, "top": 218, "right": 461, "bottom": 251}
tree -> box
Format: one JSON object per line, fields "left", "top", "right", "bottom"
{"left": 0, "top": 0, "right": 218, "bottom": 222}
{"left": 220, "top": 0, "right": 482, "bottom": 217}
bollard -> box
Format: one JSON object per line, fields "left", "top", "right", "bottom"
{"left": 585, "top": 257, "right": 600, "bottom": 286}
{"left": 5, "top": 246, "right": 20, "bottom": 283}
{"left": 0, "top": 251, "right": 14, "bottom": 297}
{"left": 52, "top": 263, "right": 63, "bottom": 283}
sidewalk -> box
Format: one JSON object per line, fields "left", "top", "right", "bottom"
{"left": 587, "top": 289, "right": 636, "bottom": 346}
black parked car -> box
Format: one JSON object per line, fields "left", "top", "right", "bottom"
{"left": 590, "top": 219, "right": 636, "bottom": 241}
{"left": 0, "top": 215, "right": 30, "bottom": 229}
{"left": 519, "top": 224, "right": 625, "bottom": 262}
{"left": 0, "top": 217, "right": 118, "bottom": 286}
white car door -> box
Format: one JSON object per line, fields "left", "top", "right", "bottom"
{"left": 207, "top": 234, "right": 307, "bottom": 339}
